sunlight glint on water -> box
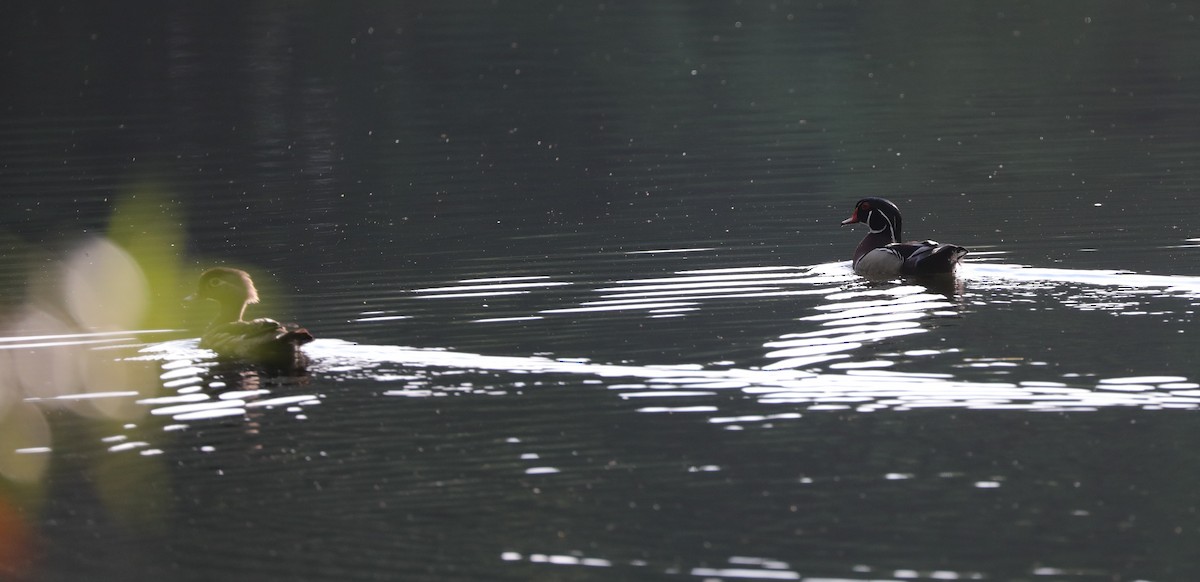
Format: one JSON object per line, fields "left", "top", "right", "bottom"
{"left": 6, "top": 3, "right": 1200, "bottom": 579}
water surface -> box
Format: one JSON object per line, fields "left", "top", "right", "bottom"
{"left": 2, "top": 2, "right": 1200, "bottom": 581}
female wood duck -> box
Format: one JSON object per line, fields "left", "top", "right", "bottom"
{"left": 188, "top": 267, "right": 313, "bottom": 371}
{"left": 840, "top": 197, "right": 968, "bottom": 278}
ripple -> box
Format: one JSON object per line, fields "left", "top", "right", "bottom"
{"left": 286, "top": 340, "right": 1200, "bottom": 414}
{"left": 411, "top": 277, "right": 573, "bottom": 300}
{"left": 149, "top": 399, "right": 246, "bottom": 418}
{"left": 625, "top": 247, "right": 716, "bottom": 254}
{"left": 537, "top": 264, "right": 853, "bottom": 316}
{"left": 0, "top": 329, "right": 176, "bottom": 350}
{"left": 127, "top": 261, "right": 1200, "bottom": 421}
{"left": 1099, "top": 375, "right": 1189, "bottom": 385}
{"left": 962, "top": 263, "right": 1200, "bottom": 297}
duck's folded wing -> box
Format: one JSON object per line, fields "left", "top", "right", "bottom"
{"left": 200, "top": 319, "right": 287, "bottom": 353}
{"left": 892, "top": 240, "right": 968, "bottom": 274}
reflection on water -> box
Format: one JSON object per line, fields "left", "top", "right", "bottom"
{"left": 53, "top": 251, "right": 1198, "bottom": 582}
{"left": 965, "top": 262, "right": 1200, "bottom": 295}
{"left": 127, "top": 344, "right": 319, "bottom": 423}
{"left": 541, "top": 265, "right": 842, "bottom": 316}
{"left": 2, "top": 260, "right": 1190, "bottom": 578}
{"left": 276, "top": 335, "right": 1194, "bottom": 416}
{"left": 7, "top": 1, "right": 1200, "bottom": 579}
{"left": 111, "top": 259, "right": 1200, "bottom": 440}
{"left": 501, "top": 551, "right": 984, "bottom": 581}
{"left": 765, "top": 284, "right": 957, "bottom": 370}
{"left": 413, "top": 276, "right": 574, "bottom": 301}
{"left": 5, "top": 254, "right": 1199, "bottom": 580}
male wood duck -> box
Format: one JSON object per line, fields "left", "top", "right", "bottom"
{"left": 188, "top": 267, "right": 313, "bottom": 371}
{"left": 840, "top": 197, "right": 968, "bottom": 278}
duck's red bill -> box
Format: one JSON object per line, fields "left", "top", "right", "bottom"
{"left": 840, "top": 213, "right": 859, "bottom": 225}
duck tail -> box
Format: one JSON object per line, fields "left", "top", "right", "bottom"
{"left": 282, "top": 327, "right": 315, "bottom": 345}
{"left": 904, "top": 244, "right": 968, "bottom": 274}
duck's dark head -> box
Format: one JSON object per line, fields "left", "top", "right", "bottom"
{"left": 841, "top": 197, "right": 902, "bottom": 242}
{"left": 189, "top": 267, "right": 260, "bottom": 322}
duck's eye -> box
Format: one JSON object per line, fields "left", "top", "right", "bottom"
{"left": 208, "top": 278, "right": 222, "bottom": 288}
{"left": 861, "top": 202, "right": 871, "bottom": 211}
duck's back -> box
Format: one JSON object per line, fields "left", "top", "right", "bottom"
{"left": 201, "top": 318, "right": 314, "bottom": 370}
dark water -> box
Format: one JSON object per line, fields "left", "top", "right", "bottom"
{"left": 3, "top": 2, "right": 1200, "bottom": 581}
